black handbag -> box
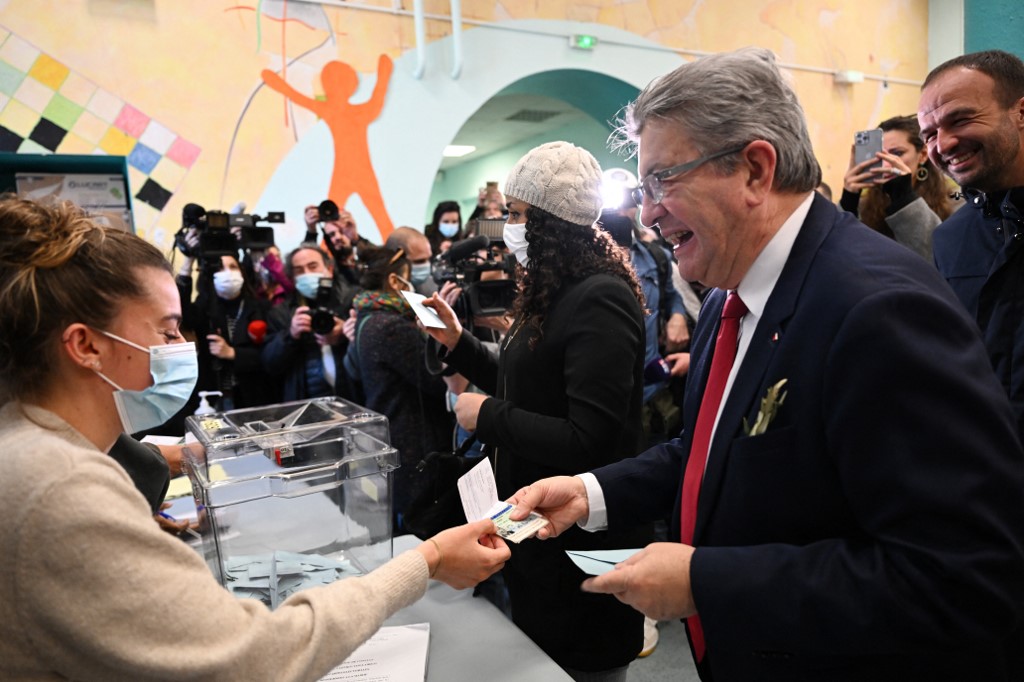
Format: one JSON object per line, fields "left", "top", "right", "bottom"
{"left": 402, "top": 434, "right": 479, "bottom": 540}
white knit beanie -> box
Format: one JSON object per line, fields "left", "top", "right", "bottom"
{"left": 503, "top": 141, "right": 604, "bottom": 226}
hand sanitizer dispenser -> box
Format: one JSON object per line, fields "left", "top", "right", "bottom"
{"left": 195, "top": 391, "right": 222, "bottom": 416}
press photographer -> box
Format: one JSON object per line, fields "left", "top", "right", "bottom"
{"left": 175, "top": 205, "right": 281, "bottom": 413}
{"left": 262, "top": 243, "right": 359, "bottom": 402}
{"left": 304, "top": 198, "right": 376, "bottom": 266}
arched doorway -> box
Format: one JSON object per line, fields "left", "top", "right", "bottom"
{"left": 428, "top": 69, "right": 641, "bottom": 221}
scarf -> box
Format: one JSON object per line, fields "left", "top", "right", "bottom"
{"left": 351, "top": 289, "right": 415, "bottom": 320}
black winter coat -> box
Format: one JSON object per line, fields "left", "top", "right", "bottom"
{"left": 443, "top": 273, "right": 651, "bottom": 672}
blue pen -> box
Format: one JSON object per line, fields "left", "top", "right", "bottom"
{"left": 159, "top": 511, "right": 201, "bottom": 539}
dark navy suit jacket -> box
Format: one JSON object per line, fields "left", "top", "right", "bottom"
{"left": 593, "top": 193, "right": 1024, "bottom": 680}
{"left": 933, "top": 189, "right": 1024, "bottom": 441}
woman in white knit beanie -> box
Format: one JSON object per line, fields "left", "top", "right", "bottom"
{"left": 424, "top": 141, "right": 651, "bottom": 682}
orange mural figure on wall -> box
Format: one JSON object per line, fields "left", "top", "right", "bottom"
{"left": 262, "top": 54, "right": 395, "bottom": 239}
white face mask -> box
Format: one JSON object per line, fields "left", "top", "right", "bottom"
{"left": 439, "top": 221, "right": 460, "bottom": 238}
{"left": 213, "top": 269, "right": 244, "bottom": 299}
{"left": 502, "top": 222, "right": 529, "bottom": 267}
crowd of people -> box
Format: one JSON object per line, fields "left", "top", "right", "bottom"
{"left": 2, "top": 44, "right": 1024, "bottom": 682}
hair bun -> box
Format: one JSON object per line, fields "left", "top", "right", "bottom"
{"left": 0, "top": 196, "right": 97, "bottom": 272}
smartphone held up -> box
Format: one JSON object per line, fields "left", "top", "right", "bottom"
{"left": 854, "top": 128, "right": 883, "bottom": 171}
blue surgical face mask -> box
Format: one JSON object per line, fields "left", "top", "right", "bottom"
{"left": 410, "top": 262, "right": 431, "bottom": 286}
{"left": 295, "top": 272, "right": 322, "bottom": 300}
{"left": 93, "top": 331, "right": 198, "bottom": 434}
{"left": 502, "top": 222, "right": 529, "bottom": 267}
{"left": 439, "top": 221, "right": 460, "bottom": 238}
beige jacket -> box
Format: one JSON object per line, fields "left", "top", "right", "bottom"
{"left": 0, "top": 402, "right": 427, "bottom": 681}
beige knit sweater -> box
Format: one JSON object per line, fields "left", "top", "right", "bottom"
{"left": 0, "top": 402, "right": 429, "bottom": 681}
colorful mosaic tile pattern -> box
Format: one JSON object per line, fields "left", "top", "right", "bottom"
{"left": 0, "top": 26, "right": 200, "bottom": 218}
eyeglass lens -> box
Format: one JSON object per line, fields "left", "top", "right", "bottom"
{"left": 630, "top": 186, "right": 646, "bottom": 207}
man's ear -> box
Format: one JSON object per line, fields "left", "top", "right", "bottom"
{"left": 739, "top": 140, "right": 777, "bottom": 206}
{"left": 61, "top": 323, "right": 105, "bottom": 372}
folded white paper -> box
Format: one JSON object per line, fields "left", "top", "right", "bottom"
{"left": 400, "top": 290, "right": 446, "bottom": 328}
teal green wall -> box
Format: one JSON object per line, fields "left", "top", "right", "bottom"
{"left": 964, "top": 0, "right": 1023, "bottom": 59}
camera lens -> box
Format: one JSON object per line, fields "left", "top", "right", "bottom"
{"left": 310, "top": 309, "right": 335, "bottom": 335}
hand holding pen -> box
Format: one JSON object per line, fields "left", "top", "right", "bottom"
{"left": 155, "top": 503, "right": 200, "bottom": 539}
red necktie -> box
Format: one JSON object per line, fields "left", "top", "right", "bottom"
{"left": 680, "top": 291, "right": 747, "bottom": 662}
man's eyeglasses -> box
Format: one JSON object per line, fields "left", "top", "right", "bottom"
{"left": 631, "top": 145, "right": 748, "bottom": 207}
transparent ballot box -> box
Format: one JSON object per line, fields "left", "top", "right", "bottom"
{"left": 183, "top": 398, "right": 396, "bottom": 608}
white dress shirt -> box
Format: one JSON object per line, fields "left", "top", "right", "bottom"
{"left": 579, "top": 192, "right": 815, "bottom": 531}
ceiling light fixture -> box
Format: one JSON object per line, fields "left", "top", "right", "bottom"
{"left": 443, "top": 145, "right": 477, "bottom": 157}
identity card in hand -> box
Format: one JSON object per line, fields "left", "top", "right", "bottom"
{"left": 487, "top": 502, "right": 549, "bottom": 544}
{"left": 458, "top": 457, "right": 548, "bottom": 543}
{"left": 400, "top": 290, "right": 445, "bottom": 328}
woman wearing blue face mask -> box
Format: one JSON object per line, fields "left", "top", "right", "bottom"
{"left": 176, "top": 249, "right": 280, "bottom": 414}
{"left": 423, "top": 142, "right": 651, "bottom": 682}
{"left": 424, "top": 200, "right": 464, "bottom": 256}
{"left": 0, "top": 196, "right": 509, "bottom": 680}
{"left": 344, "top": 246, "right": 456, "bottom": 531}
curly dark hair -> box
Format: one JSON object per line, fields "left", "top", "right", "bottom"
{"left": 511, "top": 206, "right": 645, "bottom": 348}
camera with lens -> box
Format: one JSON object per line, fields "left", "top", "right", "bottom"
{"left": 432, "top": 234, "right": 516, "bottom": 318}
{"left": 174, "top": 203, "right": 284, "bottom": 262}
{"left": 309, "top": 277, "right": 340, "bottom": 335}
{"left": 317, "top": 199, "right": 340, "bottom": 223}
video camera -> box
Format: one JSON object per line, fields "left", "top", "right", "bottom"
{"left": 309, "top": 276, "right": 340, "bottom": 335}
{"left": 432, "top": 234, "right": 516, "bottom": 318}
{"left": 175, "top": 203, "right": 285, "bottom": 261}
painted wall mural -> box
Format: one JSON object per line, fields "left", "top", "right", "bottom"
{"left": 262, "top": 54, "right": 395, "bottom": 239}
{"left": 0, "top": 24, "right": 200, "bottom": 232}
{"left": 0, "top": 0, "right": 930, "bottom": 253}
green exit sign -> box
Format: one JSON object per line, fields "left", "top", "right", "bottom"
{"left": 570, "top": 34, "right": 598, "bottom": 50}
